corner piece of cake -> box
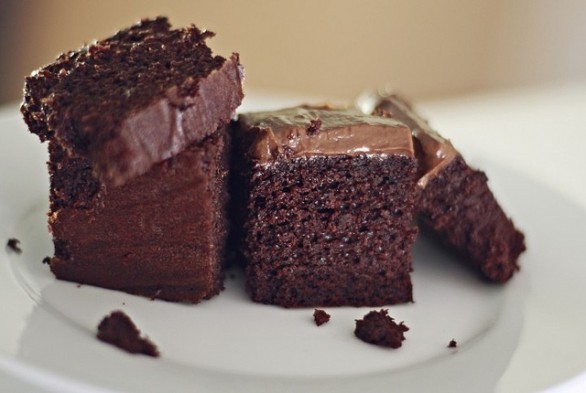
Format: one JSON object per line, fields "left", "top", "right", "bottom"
{"left": 21, "top": 17, "right": 244, "bottom": 302}
{"left": 357, "top": 92, "right": 525, "bottom": 282}
{"left": 22, "top": 16, "right": 243, "bottom": 186}
{"left": 232, "top": 106, "right": 419, "bottom": 307}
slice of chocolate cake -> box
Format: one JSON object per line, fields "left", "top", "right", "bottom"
{"left": 232, "top": 106, "right": 419, "bottom": 307}
{"left": 358, "top": 92, "right": 525, "bottom": 282}
{"left": 48, "top": 130, "right": 230, "bottom": 302}
{"left": 22, "top": 17, "right": 243, "bottom": 186}
{"left": 20, "top": 18, "right": 243, "bottom": 302}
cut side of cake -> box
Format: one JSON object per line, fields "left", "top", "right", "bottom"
{"left": 232, "top": 106, "right": 419, "bottom": 307}
{"left": 21, "top": 17, "right": 243, "bottom": 302}
{"left": 358, "top": 92, "right": 525, "bottom": 282}
{"left": 48, "top": 130, "right": 230, "bottom": 302}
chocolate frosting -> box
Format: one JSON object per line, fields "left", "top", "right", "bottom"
{"left": 237, "top": 106, "right": 414, "bottom": 164}
{"left": 356, "top": 92, "right": 459, "bottom": 188}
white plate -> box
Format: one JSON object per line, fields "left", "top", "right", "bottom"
{"left": 1, "top": 89, "right": 586, "bottom": 393}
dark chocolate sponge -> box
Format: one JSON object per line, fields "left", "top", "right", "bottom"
{"left": 49, "top": 130, "right": 230, "bottom": 302}
{"left": 22, "top": 17, "right": 243, "bottom": 186}
{"left": 97, "top": 311, "right": 159, "bottom": 357}
{"left": 232, "top": 107, "right": 419, "bottom": 307}
{"left": 363, "top": 93, "right": 525, "bottom": 283}
{"left": 354, "top": 309, "right": 408, "bottom": 348}
{"left": 418, "top": 156, "right": 526, "bottom": 282}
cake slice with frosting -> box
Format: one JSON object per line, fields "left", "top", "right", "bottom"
{"left": 21, "top": 17, "right": 244, "bottom": 302}
{"left": 358, "top": 92, "right": 525, "bottom": 282}
{"left": 232, "top": 106, "right": 419, "bottom": 307}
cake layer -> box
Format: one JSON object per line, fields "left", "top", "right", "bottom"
{"left": 233, "top": 107, "right": 419, "bottom": 307}
{"left": 22, "top": 17, "right": 243, "bottom": 186}
{"left": 248, "top": 265, "right": 414, "bottom": 307}
{"left": 237, "top": 155, "right": 418, "bottom": 307}
{"left": 49, "top": 129, "right": 230, "bottom": 302}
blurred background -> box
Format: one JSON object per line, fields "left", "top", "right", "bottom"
{"left": 1, "top": 0, "right": 585, "bottom": 105}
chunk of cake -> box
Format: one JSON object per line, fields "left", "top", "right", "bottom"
{"left": 358, "top": 92, "right": 525, "bottom": 282}
{"left": 232, "top": 106, "right": 419, "bottom": 307}
{"left": 97, "top": 311, "right": 159, "bottom": 357}
{"left": 21, "top": 18, "right": 243, "bottom": 302}
{"left": 22, "top": 17, "right": 243, "bottom": 186}
{"left": 354, "top": 309, "right": 408, "bottom": 348}
{"left": 313, "top": 309, "right": 331, "bottom": 326}
{"left": 47, "top": 131, "right": 230, "bottom": 301}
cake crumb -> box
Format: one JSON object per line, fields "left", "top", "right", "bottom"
{"left": 354, "top": 309, "right": 408, "bottom": 348}
{"left": 42, "top": 256, "right": 51, "bottom": 265}
{"left": 313, "top": 309, "right": 330, "bottom": 326}
{"left": 6, "top": 238, "right": 22, "bottom": 254}
{"left": 448, "top": 339, "right": 458, "bottom": 348}
{"left": 97, "top": 311, "right": 159, "bottom": 357}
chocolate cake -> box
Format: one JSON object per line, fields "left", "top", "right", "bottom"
{"left": 22, "top": 17, "right": 243, "bottom": 186}
{"left": 21, "top": 18, "right": 243, "bottom": 302}
{"left": 358, "top": 93, "right": 525, "bottom": 282}
{"left": 97, "top": 311, "right": 159, "bottom": 357}
{"left": 232, "top": 106, "right": 419, "bottom": 307}
{"left": 48, "top": 131, "right": 230, "bottom": 301}
{"left": 354, "top": 309, "right": 408, "bottom": 348}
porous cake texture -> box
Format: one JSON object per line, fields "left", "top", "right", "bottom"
{"left": 232, "top": 106, "right": 419, "bottom": 307}
{"left": 354, "top": 309, "right": 408, "bottom": 348}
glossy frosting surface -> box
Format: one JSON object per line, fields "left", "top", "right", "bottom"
{"left": 238, "top": 106, "right": 414, "bottom": 163}
{"left": 357, "top": 92, "right": 459, "bottom": 187}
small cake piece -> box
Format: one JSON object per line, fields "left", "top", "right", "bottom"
{"left": 22, "top": 17, "right": 243, "bottom": 186}
{"left": 20, "top": 18, "right": 242, "bottom": 302}
{"left": 354, "top": 309, "right": 408, "bottom": 348}
{"left": 6, "top": 238, "right": 22, "bottom": 254}
{"left": 448, "top": 339, "right": 458, "bottom": 348}
{"left": 313, "top": 309, "right": 331, "bottom": 326}
{"left": 232, "top": 106, "right": 419, "bottom": 307}
{"left": 358, "top": 93, "right": 525, "bottom": 283}
{"left": 97, "top": 311, "right": 159, "bottom": 357}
